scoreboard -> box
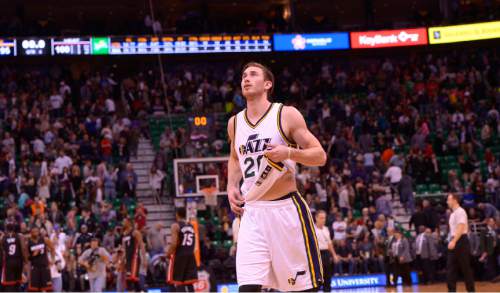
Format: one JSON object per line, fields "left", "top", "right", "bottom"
{"left": 18, "top": 38, "right": 50, "bottom": 56}
{"left": 109, "top": 35, "right": 272, "bottom": 55}
{"left": 0, "top": 38, "right": 16, "bottom": 56}
{"left": 51, "top": 37, "right": 92, "bottom": 55}
{"left": 188, "top": 115, "right": 213, "bottom": 141}
{"left": 0, "top": 35, "right": 272, "bottom": 56}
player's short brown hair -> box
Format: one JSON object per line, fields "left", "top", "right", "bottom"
{"left": 242, "top": 62, "right": 274, "bottom": 96}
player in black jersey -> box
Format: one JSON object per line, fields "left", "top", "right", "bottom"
{"left": 1, "top": 221, "right": 29, "bottom": 292}
{"left": 165, "top": 208, "right": 198, "bottom": 292}
{"left": 27, "top": 226, "right": 54, "bottom": 292}
{"left": 121, "top": 218, "right": 144, "bottom": 292}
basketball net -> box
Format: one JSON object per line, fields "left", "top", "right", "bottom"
{"left": 201, "top": 186, "right": 218, "bottom": 206}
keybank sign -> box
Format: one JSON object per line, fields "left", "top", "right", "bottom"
{"left": 217, "top": 272, "right": 418, "bottom": 292}
{"left": 273, "top": 33, "right": 349, "bottom": 51}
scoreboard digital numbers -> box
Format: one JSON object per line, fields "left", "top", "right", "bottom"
{"left": 51, "top": 37, "right": 92, "bottom": 55}
{"left": 0, "top": 38, "right": 16, "bottom": 56}
{"left": 188, "top": 115, "right": 213, "bottom": 140}
{"left": 18, "top": 38, "right": 50, "bottom": 56}
{"left": 109, "top": 35, "right": 272, "bottom": 55}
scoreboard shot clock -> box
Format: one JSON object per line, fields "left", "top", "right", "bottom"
{"left": 188, "top": 115, "right": 213, "bottom": 141}
{"left": 19, "top": 38, "right": 50, "bottom": 56}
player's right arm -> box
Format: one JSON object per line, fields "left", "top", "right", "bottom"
{"left": 227, "top": 115, "right": 244, "bottom": 215}
{"left": 20, "top": 234, "right": 30, "bottom": 276}
{"left": 165, "top": 223, "right": 180, "bottom": 257}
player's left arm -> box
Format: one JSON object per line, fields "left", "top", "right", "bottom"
{"left": 20, "top": 235, "right": 30, "bottom": 282}
{"left": 265, "top": 106, "right": 326, "bottom": 166}
{"left": 20, "top": 234, "right": 30, "bottom": 265}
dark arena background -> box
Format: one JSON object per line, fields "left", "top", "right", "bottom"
{"left": 0, "top": 0, "right": 499, "bottom": 292}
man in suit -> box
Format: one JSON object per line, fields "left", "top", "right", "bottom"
{"left": 383, "top": 228, "right": 397, "bottom": 287}
{"left": 121, "top": 174, "right": 137, "bottom": 198}
{"left": 422, "top": 199, "right": 438, "bottom": 231}
{"left": 393, "top": 228, "right": 412, "bottom": 286}
{"left": 479, "top": 217, "right": 498, "bottom": 280}
{"left": 415, "top": 226, "right": 439, "bottom": 284}
{"left": 409, "top": 205, "right": 427, "bottom": 231}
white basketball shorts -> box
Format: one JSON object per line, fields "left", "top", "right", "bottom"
{"left": 236, "top": 192, "right": 323, "bottom": 291}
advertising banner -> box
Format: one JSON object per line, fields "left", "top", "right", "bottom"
{"left": 351, "top": 28, "right": 428, "bottom": 48}
{"left": 429, "top": 21, "right": 500, "bottom": 44}
{"left": 217, "top": 272, "right": 418, "bottom": 292}
{"left": 273, "top": 33, "right": 349, "bottom": 51}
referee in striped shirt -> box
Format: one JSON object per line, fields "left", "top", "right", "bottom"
{"left": 446, "top": 193, "right": 475, "bottom": 292}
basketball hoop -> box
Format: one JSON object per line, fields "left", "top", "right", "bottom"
{"left": 201, "top": 186, "right": 218, "bottom": 206}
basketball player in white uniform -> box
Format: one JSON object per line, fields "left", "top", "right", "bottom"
{"left": 227, "top": 62, "right": 327, "bottom": 292}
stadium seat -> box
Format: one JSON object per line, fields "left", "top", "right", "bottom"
{"left": 416, "top": 184, "right": 428, "bottom": 194}
{"left": 223, "top": 240, "right": 233, "bottom": 249}
{"left": 429, "top": 184, "right": 440, "bottom": 193}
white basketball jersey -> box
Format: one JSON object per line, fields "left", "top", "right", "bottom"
{"left": 234, "top": 102, "right": 296, "bottom": 197}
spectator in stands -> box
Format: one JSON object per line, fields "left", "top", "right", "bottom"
{"left": 398, "top": 172, "right": 415, "bottom": 214}
{"left": 332, "top": 213, "right": 347, "bottom": 242}
{"left": 74, "top": 224, "right": 93, "bottom": 254}
{"left": 54, "top": 150, "right": 73, "bottom": 175}
{"left": 134, "top": 203, "right": 148, "bottom": 231}
{"left": 478, "top": 202, "right": 500, "bottom": 222}
{"left": 147, "top": 223, "right": 166, "bottom": 256}
{"left": 375, "top": 193, "right": 392, "bottom": 217}
{"left": 359, "top": 233, "right": 378, "bottom": 273}
{"left": 149, "top": 165, "right": 165, "bottom": 204}
{"left": 334, "top": 239, "right": 354, "bottom": 276}
{"left": 422, "top": 199, "right": 439, "bottom": 231}
{"left": 414, "top": 226, "right": 439, "bottom": 284}
{"left": 479, "top": 218, "right": 498, "bottom": 280}
{"left": 349, "top": 240, "right": 362, "bottom": 274}
{"left": 380, "top": 227, "right": 396, "bottom": 287}
{"left": 78, "top": 238, "right": 111, "bottom": 292}
{"left": 122, "top": 174, "right": 137, "bottom": 199}
{"left": 384, "top": 162, "right": 402, "bottom": 198}
{"left": 392, "top": 228, "right": 412, "bottom": 286}
{"left": 338, "top": 177, "right": 351, "bottom": 216}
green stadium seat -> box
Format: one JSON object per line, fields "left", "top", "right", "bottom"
{"left": 416, "top": 184, "right": 428, "bottom": 194}
{"left": 428, "top": 184, "right": 440, "bottom": 193}
{"left": 223, "top": 240, "right": 233, "bottom": 249}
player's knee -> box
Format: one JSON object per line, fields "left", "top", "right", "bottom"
{"left": 239, "top": 284, "right": 262, "bottom": 292}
